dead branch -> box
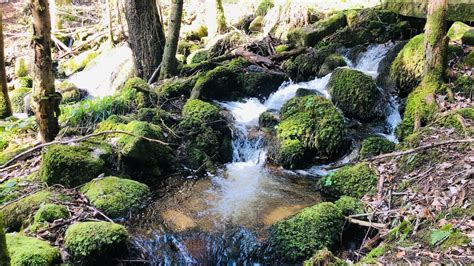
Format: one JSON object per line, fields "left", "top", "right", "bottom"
{"left": 231, "top": 47, "right": 274, "bottom": 67}
{"left": 269, "top": 47, "right": 309, "bottom": 62}
{"left": 51, "top": 35, "right": 72, "bottom": 52}
{"left": 0, "top": 130, "right": 169, "bottom": 170}
{"left": 347, "top": 217, "right": 388, "bottom": 230}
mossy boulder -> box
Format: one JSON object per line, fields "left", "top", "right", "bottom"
{"left": 58, "top": 50, "right": 98, "bottom": 76}
{"left": 462, "top": 29, "right": 474, "bottom": 45}
{"left": 186, "top": 49, "right": 209, "bottom": 65}
{"left": 273, "top": 95, "right": 346, "bottom": 169}
{"left": 9, "top": 87, "right": 31, "bottom": 113}
{"left": 249, "top": 16, "right": 264, "bottom": 32}
{"left": 447, "top": 22, "right": 472, "bottom": 42}
{"left": 183, "top": 25, "right": 208, "bottom": 41}
{"left": 295, "top": 88, "right": 321, "bottom": 97}
{"left": 318, "top": 53, "right": 346, "bottom": 77}
{"left": 30, "top": 204, "right": 69, "bottom": 232}
{"left": 238, "top": 65, "right": 286, "bottom": 99}
{"left": 359, "top": 136, "right": 396, "bottom": 158}
{"left": 6, "top": 233, "right": 60, "bottom": 265}
{"left": 154, "top": 76, "right": 196, "bottom": 98}
{"left": 40, "top": 142, "right": 112, "bottom": 187}
{"left": 259, "top": 111, "right": 279, "bottom": 128}
{"left": 191, "top": 66, "right": 237, "bottom": 100}
{"left": 303, "top": 248, "right": 347, "bottom": 266}
{"left": 318, "top": 163, "right": 378, "bottom": 199}
{"left": 80, "top": 176, "right": 151, "bottom": 218}
{"left": 15, "top": 57, "right": 29, "bottom": 78}
{"left": 57, "top": 81, "right": 84, "bottom": 104}
{"left": 389, "top": 34, "right": 424, "bottom": 96}
{"left": 328, "top": 68, "right": 384, "bottom": 122}
{"left": 282, "top": 45, "right": 337, "bottom": 82}
{"left": 335, "top": 196, "right": 365, "bottom": 216}
{"left": 117, "top": 121, "right": 175, "bottom": 179}
{"left": 287, "top": 12, "right": 347, "bottom": 47}
{"left": 64, "top": 221, "right": 128, "bottom": 264}
{"left": 256, "top": 0, "right": 274, "bottom": 16}
{"left": 269, "top": 202, "right": 344, "bottom": 262}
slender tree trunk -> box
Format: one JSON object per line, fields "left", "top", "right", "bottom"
{"left": 424, "top": 0, "right": 448, "bottom": 82}
{"left": 0, "top": 10, "right": 12, "bottom": 119}
{"left": 0, "top": 213, "right": 9, "bottom": 266}
{"left": 106, "top": 0, "right": 115, "bottom": 46}
{"left": 159, "top": 0, "right": 184, "bottom": 80}
{"left": 215, "top": 0, "right": 227, "bottom": 34}
{"left": 31, "top": 0, "right": 61, "bottom": 143}
{"left": 124, "top": 0, "right": 166, "bottom": 81}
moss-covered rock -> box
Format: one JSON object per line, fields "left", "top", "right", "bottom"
{"left": 154, "top": 76, "right": 196, "bottom": 98}
{"left": 259, "top": 111, "right": 279, "bottom": 128}
{"left": 190, "top": 66, "right": 237, "bottom": 100}
{"left": 80, "top": 176, "right": 151, "bottom": 218}
{"left": 303, "top": 248, "right": 347, "bottom": 266}
{"left": 269, "top": 202, "right": 344, "bottom": 262}
{"left": 273, "top": 95, "right": 346, "bottom": 169}
{"left": 58, "top": 50, "right": 98, "bottom": 76}
{"left": 287, "top": 12, "right": 347, "bottom": 47}
{"left": 64, "top": 221, "right": 128, "bottom": 264}
{"left": 447, "top": 21, "right": 472, "bottom": 42}
{"left": 282, "top": 45, "right": 337, "bottom": 82}
{"left": 360, "top": 136, "right": 396, "bottom": 158}
{"left": 249, "top": 16, "right": 264, "bottom": 32}
{"left": 30, "top": 204, "right": 69, "bottom": 232}
{"left": 9, "top": 87, "right": 31, "bottom": 113}
{"left": 318, "top": 163, "right": 377, "bottom": 198}
{"left": 183, "top": 25, "right": 208, "bottom": 41}
{"left": 6, "top": 233, "right": 60, "bottom": 265}
{"left": 57, "top": 81, "right": 84, "bottom": 104}
{"left": 462, "top": 29, "right": 474, "bottom": 45}
{"left": 15, "top": 76, "right": 33, "bottom": 88}
{"left": 186, "top": 49, "right": 209, "bottom": 65}
{"left": 328, "top": 68, "right": 383, "bottom": 122}
{"left": 389, "top": 34, "right": 424, "bottom": 96}
{"left": 318, "top": 53, "right": 346, "bottom": 77}
{"left": 335, "top": 196, "right": 365, "bottom": 216}
{"left": 40, "top": 142, "right": 111, "bottom": 187}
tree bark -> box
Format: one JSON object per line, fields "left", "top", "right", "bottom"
{"left": 0, "top": 10, "right": 12, "bottom": 119}
{"left": 424, "top": 0, "right": 448, "bottom": 82}
{"left": 124, "top": 0, "right": 166, "bottom": 81}
{"left": 31, "top": 0, "right": 61, "bottom": 143}
{"left": 106, "top": 0, "right": 115, "bottom": 46}
{"left": 215, "top": 0, "right": 227, "bottom": 34}
{"left": 159, "top": 0, "right": 184, "bottom": 80}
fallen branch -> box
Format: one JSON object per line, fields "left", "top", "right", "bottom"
{"left": 51, "top": 35, "right": 72, "bottom": 53}
{"left": 231, "top": 47, "right": 274, "bottom": 67}
{"left": 269, "top": 47, "right": 309, "bottom": 62}
{"left": 347, "top": 217, "right": 388, "bottom": 230}
{"left": 0, "top": 130, "right": 169, "bottom": 170}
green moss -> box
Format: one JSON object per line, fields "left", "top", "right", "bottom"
{"left": 186, "top": 49, "right": 209, "bottom": 65}
{"left": 360, "top": 244, "right": 385, "bottom": 264}
{"left": 438, "top": 107, "right": 474, "bottom": 135}
{"left": 396, "top": 80, "right": 438, "bottom": 140}
{"left": 303, "top": 248, "right": 347, "bottom": 266}
{"left": 39, "top": 143, "right": 111, "bottom": 187}
{"left": 16, "top": 76, "right": 33, "bottom": 88}
{"left": 461, "top": 29, "right": 474, "bottom": 45}
{"left": 398, "top": 150, "right": 440, "bottom": 173}
{"left": 184, "top": 25, "right": 208, "bottom": 41}
{"left": 133, "top": 107, "right": 174, "bottom": 125}
{"left": 59, "top": 50, "right": 98, "bottom": 76}
{"left": 328, "top": 68, "right": 382, "bottom": 122}
{"left": 122, "top": 77, "right": 150, "bottom": 92}
{"left": 335, "top": 196, "right": 364, "bottom": 216}
{"left": 6, "top": 233, "right": 60, "bottom": 266}
{"left": 270, "top": 202, "right": 344, "bottom": 262}
{"left": 190, "top": 66, "right": 236, "bottom": 100}
{"left": 464, "top": 51, "right": 474, "bottom": 67}
{"left": 360, "top": 136, "right": 396, "bottom": 158}
{"left": 275, "top": 96, "right": 346, "bottom": 169}
{"left": 154, "top": 76, "right": 196, "bottom": 98}
{"left": 15, "top": 57, "right": 28, "bottom": 77}
{"left": 9, "top": 87, "right": 31, "bottom": 113}
{"left": 30, "top": 204, "right": 69, "bottom": 233}
{"left": 64, "top": 221, "right": 128, "bottom": 264}
{"left": 80, "top": 176, "right": 150, "bottom": 218}
{"left": 275, "top": 44, "right": 288, "bottom": 54}
{"left": 0, "top": 214, "right": 8, "bottom": 264}
{"left": 181, "top": 99, "right": 221, "bottom": 129}
{"left": 319, "top": 163, "right": 378, "bottom": 198}
{"left": 57, "top": 81, "right": 82, "bottom": 104}
{"left": 318, "top": 53, "right": 346, "bottom": 77}
{"left": 281, "top": 48, "right": 331, "bottom": 82}
{"left": 453, "top": 74, "right": 473, "bottom": 98}
{"left": 390, "top": 34, "right": 425, "bottom": 96}
{"left": 256, "top": 0, "right": 274, "bottom": 16}
{"left": 249, "top": 16, "right": 264, "bottom": 32}
{"left": 258, "top": 111, "right": 279, "bottom": 128}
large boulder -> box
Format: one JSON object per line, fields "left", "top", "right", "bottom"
{"left": 287, "top": 12, "right": 347, "bottom": 47}
{"left": 382, "top": 0, "right": 474, "bottom": 22}
{"left": 389, "top": 34, "right": 424, "bottom": 97}
{"left": 447, "top": 22, "right": 472, "bottom": 42}
{"left": 80, "top": 176, "right": 151, "bottom": 218}
{"left": 328, "top": 68, "right": 384, "bottom": 122}
{"left": 272, "top": 95, "right": 346, "bottom": 169}
{"left": 6, "top": 233, "right": 61, "bottom": 265}
{"left": 39, "top": 141, "right": 112, "bottom": 187}
{"left": 318, "top": 163, "right": 378, "bottom": 198}
{"left": 64, "top": 221, "right": 128, "bottom": 264}
{"left": 269, "top": 202, "right": 345, "bottom": 262}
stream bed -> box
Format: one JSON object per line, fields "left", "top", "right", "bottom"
{"left": 129, "top": 42, "right": 401, "bottom": 264}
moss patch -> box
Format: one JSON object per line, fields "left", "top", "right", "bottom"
{"left": 360, "top": 136, "right": 396, "bottom": 158}
{"left": 30, "top": 204, "right": 69, "bottom": 233}
{"left": 9, "top": 87, "right": 31, "bottom": 113}
{"left": 335, "top": 196, "right": 365, "bottom": 216}
{"left": 318, "top": 53, "right": 346, "bottom": 77}
{"left": 59, "top": 50, "right": 98, "bottom": 76}
{"left": 80, "top": 176, "right": 151, "bottom": 218}
{"left": 6, "top": 233, "right": 60, "bottom": 265}
{"left": 303, "top": 248, "right": 347, "bottom": 266}
{"left": 319, "top": 163, "right": 378, "bottom": 198}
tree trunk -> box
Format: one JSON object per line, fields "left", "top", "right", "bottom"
{"left": 31, "top": 0, "right": 61, "bottom": 143}
{"left": 106, "top": 0, "right": 115, "bottom": 46}
{"left": 159, "top": 0, "right": 184, "bottom": 80}
{"left": 0, "top": 10, "right": 12, "bottom": 119}
{"left": 424, "top": 0, "right": 448, "bottom": 82}
{"left": 124, "top": 0, "right": 166, "bottom": 81}
{"left": 216, "top": 0, "right": 227, "bottom": 34}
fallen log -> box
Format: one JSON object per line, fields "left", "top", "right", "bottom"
{"left": 269, "top": 47, "right": 309, "bottom": 62}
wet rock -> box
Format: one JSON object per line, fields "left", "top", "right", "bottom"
{"left": 80, "top": 176, "right": 151, "bottom": 218}
{"left": 328, "top": 68, "right": 384, "bottom": 122}
{"left": 295, "top": 88, "right": 321, "bottom": 97}
{"left": 64, "top": 221, "right": 128, "bottom": 264}
{"left": 6, "top": 233, "right": 61, "bottom": 265}
{"left": 269, "top": 202, "right": 344, "bottom": 262}
{"left": 347, "top": 45, "right": 367, "bottom": 63}
{"left": 376, "top": 41, "right": 407, "bottom": 91}
{"left": 259, "top": 110, "right": 279, "bottom": 128}
{"left": 317, "top": 53, "right": 346, "bottom": 77}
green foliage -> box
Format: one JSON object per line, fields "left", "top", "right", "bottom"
{"left": 387, "top": 219, "right": 413, "bottom": 243}
{"left": 64, "top": 222, "right": 128, "bottom": 264}
{"left": 328, "top": 68, "right": 381, "bottom": 122}
{"left": 464, "top": 51, "right": 474, "bottom": 67}
{"left": 256, "top": 0, "right": 274, "bottom": 16}
{"left": 303, "top": 248, "right": 347, "bottom": 266}
{"left": 360, "top": 244, "right": 385, "bottom": 264}
{"left": 430, "top": 224, "right": 470, "bottom": 250}
{"left": 16, "top": 76, "right": 33, "bottom": 88}
{"left": 6, "top": 233, "right": 60, "bottom": 266}
{"left": 360, "top": 136, "right": 396, "bottom": 158}
{"left": 275, "top": 95, "right": 346, "bottom": 169}
{"left": 80, "top": 176, "right": 150, "bottom": 218}
{"left": 390, "top": 34, "right": 424, "bottom": 96}
{"left": 15, "top": 57, "right": 28, "bottom": 77}
{"left": 39, "top": 142, "right": 111, "bottom": 187}
{"left": 0, "top": 178, "right": 22, "bottom": 205}
{"left": 335, "top": 196, "right": 364, "bottom": 216}
{"left": 186, "top": 49, "right": 209, "bottom": 65}
{"left": 270, "top": 202, "right": 344, "bottom": 262}
{"left": 319, "top": 163, "right": 377, "bottom": 198}
{"left": 9, "top": 87, "right": 31, "bottom": 113}
{"left": 275, "top": 45, "right": 288, "bottom": 54}
{"left": 461, "top": 29, "right": 474, "bottom": 45}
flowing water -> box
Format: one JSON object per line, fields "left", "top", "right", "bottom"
{"left": 130, "top": 43, "right": 402, "bottom": 264}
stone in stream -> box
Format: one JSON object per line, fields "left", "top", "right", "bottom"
{"left": 259, "top": 110, "right": 279, "bottom": 129}
{"left": 317, "top": 53, "right": 346, "bottom": 77}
